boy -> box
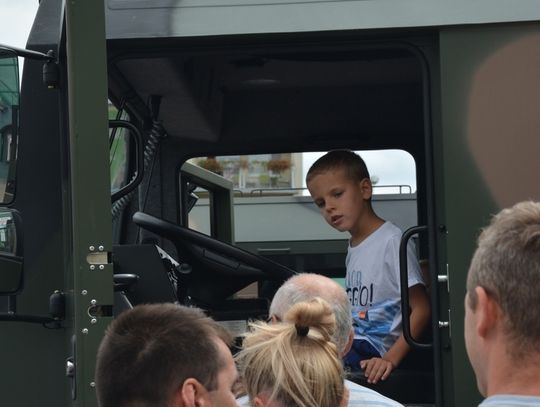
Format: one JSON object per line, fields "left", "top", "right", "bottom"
{"left": 306, "top": 150, "right": 430, "bottom": 384}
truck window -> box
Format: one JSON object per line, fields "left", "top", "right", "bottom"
{"left": 189, "top": 150, "right": 417, "bottom": 237}
{"left": 188, "top": 150, "right": 417, "bottom": 279}
{"left": 0, "top": 52, "right": 19, "bottom": 204}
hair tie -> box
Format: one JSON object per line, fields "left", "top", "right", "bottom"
{"left": 295, "top": 324, "right": 309, "bottom": 337}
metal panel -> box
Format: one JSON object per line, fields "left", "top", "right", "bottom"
{"left": 0, "top": 1, "right": 67, "bottom": 404}
{"left": 106, "top": 0, "right": 540, "bottom": 39}
{"left": 190, "top": 194, "right": 418, "bottom": 242}
{"left": 65, "top": 1, "right": 113, "bottom": 405}
{"left": 439, "top": 21, "right": 540, "bottom": 406}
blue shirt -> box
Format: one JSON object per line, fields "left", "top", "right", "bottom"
{"left": 479, "top": 395, "right": 540, "bottom": 407}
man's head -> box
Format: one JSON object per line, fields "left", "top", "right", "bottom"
{"left": 270, "top": 273, "right": 353, "bottom": 355}
{"left": 95, "top": 303, "right": 238, "bottom": 407}
{"left": 465, "top": 201, "right": 540, "bottom": 394}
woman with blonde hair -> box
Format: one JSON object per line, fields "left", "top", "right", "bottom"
{"left": 236, "top": 297, "right": 348, "bottom": 407}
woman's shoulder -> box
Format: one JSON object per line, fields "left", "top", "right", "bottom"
{"left": 345, "top": 379, "right": 404, "bottom": 406}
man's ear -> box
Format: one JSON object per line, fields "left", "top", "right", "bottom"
{"left": 253, "top": 395, "right": 267, "bottom": 407}
{"left": 178, "top": 378, "right": 209, "bottom": 407}
{"left": 342, "top": 329, "right": 354, "bottom": 357}
{"left": 474, "top": 286, "right": 499, "bottom": 338}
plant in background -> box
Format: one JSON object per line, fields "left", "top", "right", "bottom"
{"left": 266, "top": 158, "right": 291, "bottom": 174}
{"left": 197, "top": 157, "right": 223, "bottom": 175}
{"left": 238, "top": 157, "right": 250, "bottom": 170}
{"left": 266, "top": 158, "right": 291, "bottom": 187}
{"left": 258, "top": 174, "right": 270, "bottom": 187}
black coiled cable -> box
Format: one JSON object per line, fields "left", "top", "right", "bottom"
{"left": 111, "top": 121, "right": 166, "bottom": 219}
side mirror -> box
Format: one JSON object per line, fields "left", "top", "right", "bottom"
{"left": 0, "top": 209, "right": 23, "bottom": 295}
{"left": 0, "top": 48, "right": 20, "bottom": 205}
{"left": 109, "top": 120, "right": 144, "bottom": 202}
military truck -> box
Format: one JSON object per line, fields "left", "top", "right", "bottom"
{"left": 2, "top": 0, "right": 540, "bottom": 405}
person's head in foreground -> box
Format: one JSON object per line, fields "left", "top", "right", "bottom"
{"left": 465, "top": 201, "right": 540, "bottom": 398}
{"left": 269, "top": 272, "right": 353, "bottom": 356}
{"left": 237, "top": 297, "right": 347, "bottom": 407}
{"left": 95, "top": 303, "right": 238, "bottom": 407}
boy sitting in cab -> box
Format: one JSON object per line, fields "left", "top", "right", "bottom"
{"left": 306, "top": 150, "right": 430, "bottom": 384}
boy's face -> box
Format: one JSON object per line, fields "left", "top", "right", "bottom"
{"left": 307, "top": 169, "right": 372, "bottom": 236}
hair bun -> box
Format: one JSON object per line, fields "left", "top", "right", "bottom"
{"left": 295, "top": 324, "right": 309, "bottom": 337}
{"left": 284, "top": 297, "right": 336, "bottom": 341}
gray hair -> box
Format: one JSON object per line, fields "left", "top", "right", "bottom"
{"left": 467, "top": 201, "right": 540, "bottom": 357}
{"left": 238, "top": 298, "right": 345, "bottom": 407}
{"left": 270, "top": 273, "right": 352, "bottom": 354}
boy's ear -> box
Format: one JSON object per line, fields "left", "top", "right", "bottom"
{"left": 359, "top": 177, "right": 373, "bottom": 199}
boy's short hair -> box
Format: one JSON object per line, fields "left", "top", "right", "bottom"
{"left": 467, "top": 201, "right": 540, "bottom": 357}
{"left": 306, "top": 150, "right": 370, "bottom": 184}
{"left": 95, "top": 303, "right": 232, "bottom": 407}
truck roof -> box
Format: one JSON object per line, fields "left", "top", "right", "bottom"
{"left": 105, "top": 0, "right": 540, "bottom": 39}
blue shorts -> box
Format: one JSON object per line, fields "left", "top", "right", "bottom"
{"left": 343, "top": 339, "right": 381, "bottom": 371}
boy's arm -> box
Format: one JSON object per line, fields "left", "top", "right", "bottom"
{"left": 360, "top": 284, "right": 431, "bottom": 384}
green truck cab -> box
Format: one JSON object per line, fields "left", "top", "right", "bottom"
{"left": 2, "top": 1, "right": 540, "bottom": 405}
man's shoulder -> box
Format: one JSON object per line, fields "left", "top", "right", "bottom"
{"left": 345, "top": 379, "right": 404, "bottom": 407}
{"left": 479, "top": 394, "right": 540, "bottom": 407}
{"left": 237, "top": 382, "right": 404, "bottom": 407}
{"left": 236, "top": 394, "right": 249, "bottom": 407}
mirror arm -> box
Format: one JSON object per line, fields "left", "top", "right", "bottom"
{"left": 0, "top": 313, "right": 58, "bottom": 325}
{"left": 0, "top": 46, "right": 58, "bottom": 88}
{"left": 0, "top": 45, "right": 54, "bottom": 61}
{"left": 0, "top": 293, "right": 62, "bottom": 327}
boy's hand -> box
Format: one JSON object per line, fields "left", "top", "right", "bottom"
{"left": 360, "top": 357, "right": 395, "bottom": 384}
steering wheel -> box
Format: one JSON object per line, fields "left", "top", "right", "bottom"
{"left": 133, "top": 212, "right": 296, "bottom": 306}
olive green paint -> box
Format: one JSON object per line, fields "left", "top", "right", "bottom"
{"left": 65, "top": 1, "right": 113, "bottom": 406}
{"left": 429, "top": 34, "right": 454, "bottom": 407}
{"left": 438, "top": 23, "right": 540, "bottom": 406}
{"left": 439, "top": 27, "right": 497, "bottom": 407}
{"left": 180, "top": 163, "right": 235, "bottom": 244}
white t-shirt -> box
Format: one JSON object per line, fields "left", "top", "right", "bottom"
{"left": 346, "top": 221, "right": 424, "bottom": 356}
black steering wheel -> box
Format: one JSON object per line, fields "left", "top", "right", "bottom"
{"left": 133, "top": 212, "right": 295, "bottom": 306}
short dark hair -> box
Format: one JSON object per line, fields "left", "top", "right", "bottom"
{"left": 306, "top": 150, "right": 370, "bottom": 185}
{"left": 95, "top": 303, "right": 232, "bottom": 407}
